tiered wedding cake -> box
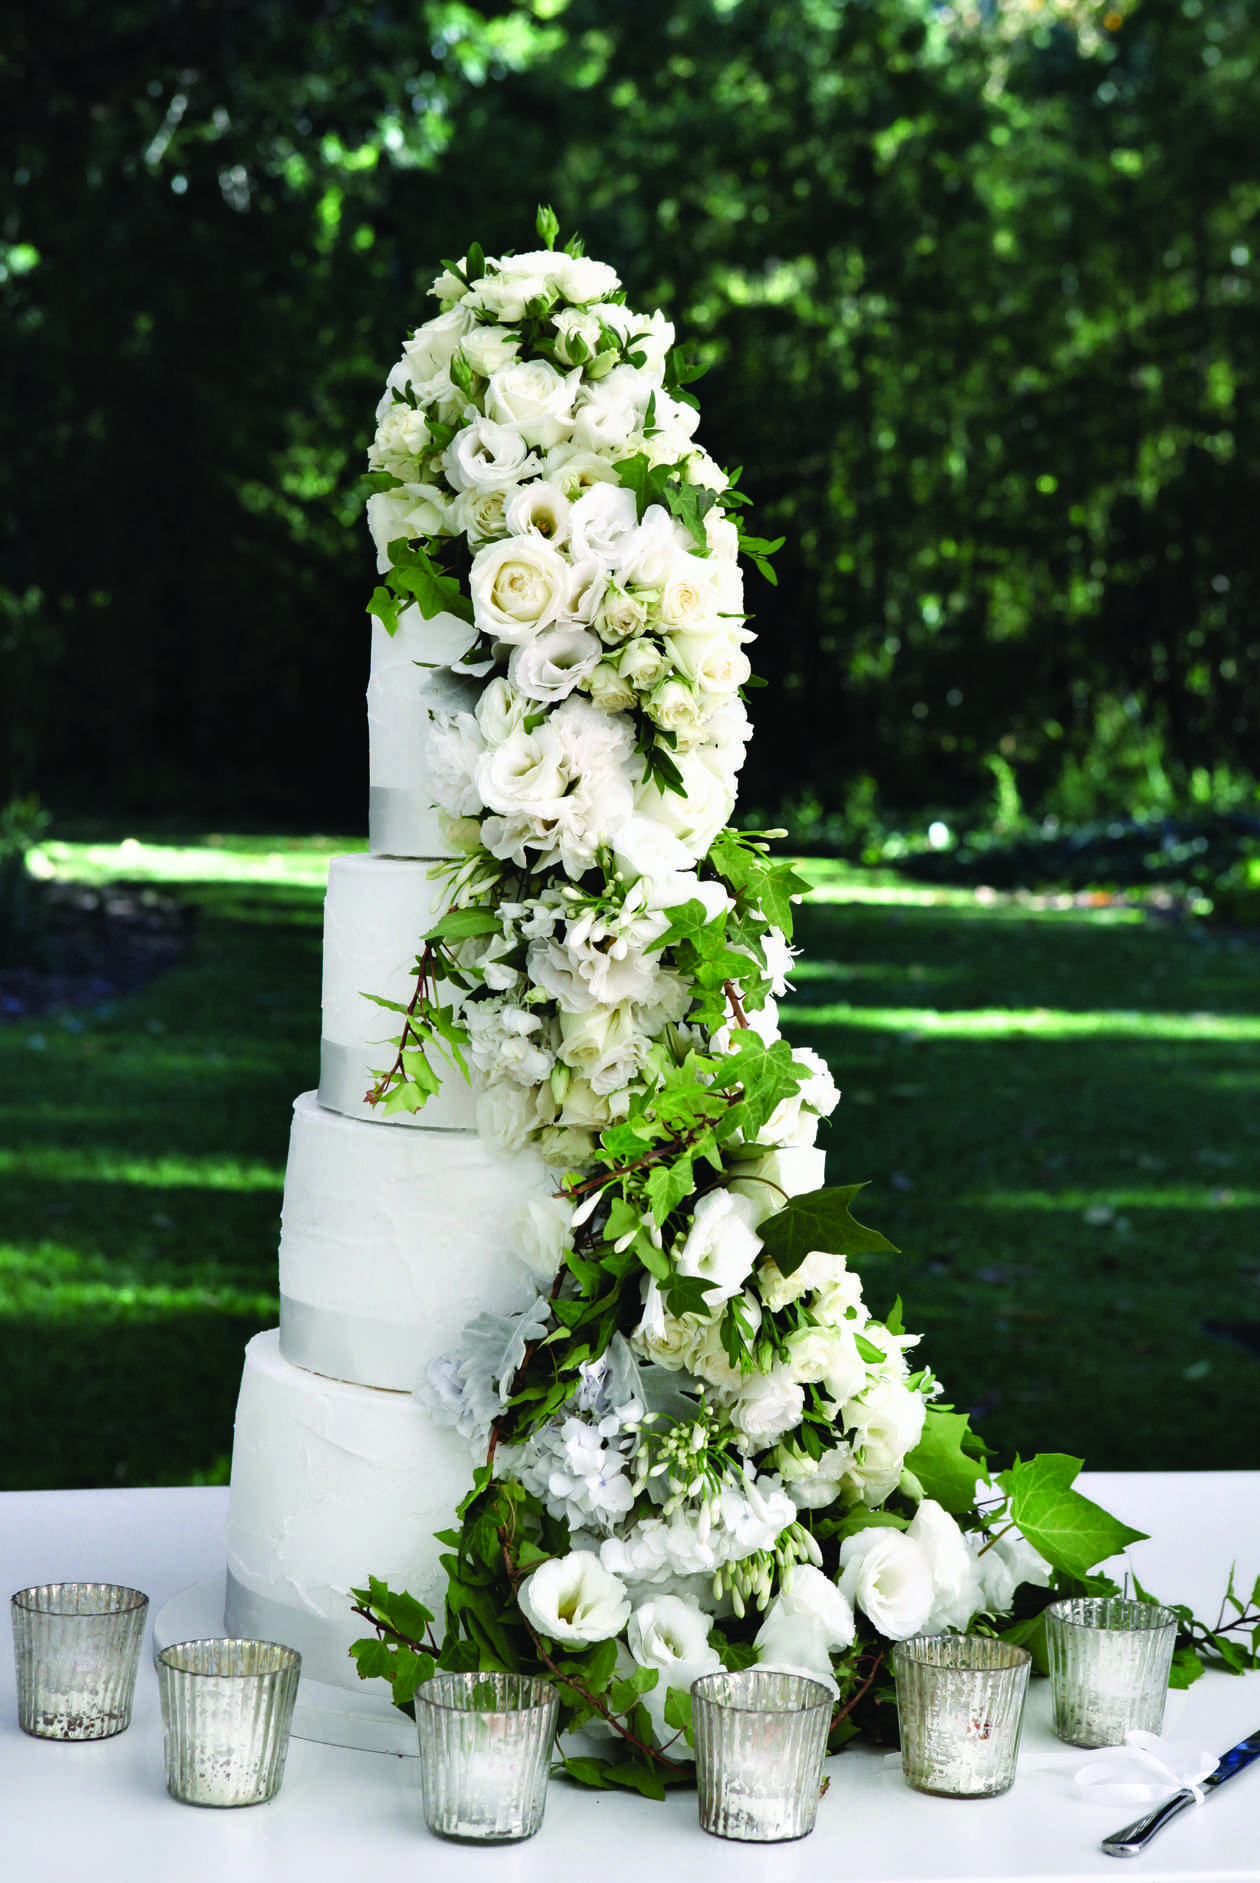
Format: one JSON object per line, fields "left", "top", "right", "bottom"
{"left": 222, "top": 610, "right": 551, "bottom": 1689}
{"left": 219, "top": 221, "right": 1147, "bottom": 1785}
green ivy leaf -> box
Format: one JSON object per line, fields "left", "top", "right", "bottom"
{"left": 758, "top": 1183, "right": 899, "bottom": 1277}
{"left": 996, "top": 1454, "right": 1147, "bottom": 1580}
{"left": 904, "top": 1405, "right": 989, "bottom": 1514}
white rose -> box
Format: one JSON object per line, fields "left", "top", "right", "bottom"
{"left": 757, "top": 1246, "right": 853, "bottom": 1311}
{"left": 838, "top": 1527, "right": 935, "bottom": 1641}
{"left": 586, "top": 660, "right": 638, "bottom": 714}
{"left": 550, "top": 305, "right": 607, "bottom": 366}
{"left": 402, "top": 306, "right": 477, "bottom": 383}
{"left": 466, "top": 267, "right": 556, "bottom": 323}
{"left": 645, "top": 677, "right": 705, "bottom": 748}
{"left": 664, "top": 629, "right": 752, "bottom": 698}
{"left": 459, "top": 325, "right": 521, "bottom": 377}
{"left": 558, "top": 1003, "right": 649, "bottom": 1097}
{"left": 451, "top": 485, "right": 509, "bottom": 545}
{"left": 786, "top": 1324, "right": 868, "bottom": 1404}
{"left": 726, "top": 1367, "right": 806, "bottom": 1450}
{"left": 366, "top": 485, "right": 450, "bottom": 570}
{"left": 559, "top": 1074, "right": 631, "bottom": 1130}
{"left": 508, "top": 627, "right": 602, "bottom": 703}
{"left": 445, "top": 416, "right": 542, "bottom": 494}
{"left": 469, "top": 535, "right": 570, "bottom": 643}
{"left": 558, "top": 254, "right": 622, "bottom": 304}
{"left": 635, "top": 751, "right": 735, "bottom": 860}
{"left": 657, "top": 557, "right": 714, "bottom": 630}
{"left": 485, "top": 358, "right": 580, "bottom": 449}
{"left": 630, "top": 1280, "right": 705, "bottom": 1373}
{"left": 475, "top": 676, "right": 532, "bottom": 744}
{"left": 368, "top": 400, "right": 430, "bottom": 478}
{"left": 675, "top": 1188, "right": 763, "bottom": 1306}
{"left": 617, "top": 637, "right": 670, "bottom": 694}
{"left": 627, "top": 1596, "right": 722, "bottom": 1744}
{"left": 596, "top": 584, "right": 650, "bottom": 646}
{"left": 517, "top": 1551, "right": 631, "bottom": 1646}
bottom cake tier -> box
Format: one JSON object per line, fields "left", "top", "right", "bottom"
{"left": 225, "top": 1329, "right": 478, "bottom": 1689}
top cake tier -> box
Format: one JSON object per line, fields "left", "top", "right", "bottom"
{"left": 367, "top": 605, "right": 477, "bottom": 859}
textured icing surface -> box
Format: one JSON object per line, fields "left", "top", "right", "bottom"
{"left": 277, "top": 1092, "right": 550, "bottom": 1390}
{"left": 226, "top": 1331, "right": 476, "bottom": 1688}
{"left": 367, "top": 607, "right": 478, "bottom": 858}
{"left": 318, "top": 852, "right": 478, "bottom": 1130}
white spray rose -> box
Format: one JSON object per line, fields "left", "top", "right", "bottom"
{"left": 558, "top": 1003, "right": 650, "bottom": 1097}
{"left": 517, "top": 1551, "right": 632, "bottom": 1646}
{"left": 484, "top": 358, "right": 581, "bottom": 449}
{"left": 476, "top": 1078, "right": 557, "bottom": 1156}
{"left": 558, "top": 253, "right": 622, "bottom": 304}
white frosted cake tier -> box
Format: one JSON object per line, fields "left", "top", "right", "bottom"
{"left": 318, "top": 851, "right": 479, "bottom": 1131}
{"left": 226, "top": 1329, "right": 486, "bottom": 1689}
{"left": 368, "top": 605, "right": 479, "bottom": 858}
{"left": 278, "top": 1092, "right": 551, "bottom": 1392}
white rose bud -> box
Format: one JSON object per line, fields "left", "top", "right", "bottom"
{"left": 618, "top": 638, "right": 670, "bottom": 694}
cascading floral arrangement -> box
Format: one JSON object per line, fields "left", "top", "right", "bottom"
{"left": 348, "top": 211, "right": 1256, "bottom": 1792}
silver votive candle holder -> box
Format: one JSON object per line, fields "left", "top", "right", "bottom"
{"left": 11, "top": 1582, "right": 149, "bottom": 1741}
{"left": 691, "top": 1668, "right": 833, "bottom": 1842}
{"left": 156, "top": 1637, "right": 301, "bottom": 1806}
{"left": 414, "top": 1671, "right": 559, "bottom": 1843}
{"left": 1045, "top": 1597, "right": 1178, "bottom": 1748}
{"left": 893, "top": 1635, "right": 1031, "bottom": 1798}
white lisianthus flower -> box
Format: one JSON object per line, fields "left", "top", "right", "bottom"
{"left": 508, "top": 627, "right": 603, "bottom": 703}
{"left": 675, "top": 1188, "right": 763, "bottom": 1306}
{"left": 837, "top": 1526, "right": 935, "bottom": 1641}
{"left": 596, "top": 302, "right": 675, "bottom": 377}
{"left": 774, "top": 1437, "right": 858, "bottom": 1512}
{"left": 758, "top": 1564, "right": 855, "bottom": 1660}
{"left": 445, "top": 416, "right": 542, "bottom": 494}
{"left": 545, "top": 444, "right": 623, "bottom": 499}
{"left": 906, "top": 1500, "right": 983, "bottom": 1634}
{"left": 842, "top": 1376, "right": 928, "bottom": 1504}
{"left": 505, "top": 479, "right": 572, "bottom": 546}
{"left": 757, "top": 1046, "right": 841, "bottom": 1149}
{"left": 572, "top": 364, "right": 653, "bottom": 453}
{"left": 969, "top": 1527, "right": 1052, "bottom": 1616}
{"left": 469, "top": 535, "right": 571, "bottom": 642}
{"left": 627, "top": 1596, "right": 722, "bottom": 1744}
{"left": 726, "top": 1149, "right": 825, "bottom": 1232}
{"left": 569, "top": 482, "right": 640, "bottom": 568}
{"left": 485, "top": 358, "right": 581, "bottom": 449}
{"left": 422, "top": 711, "right": 486, "bottom": 819}
{"left": 477, "top": 719, "right": 567, "bottom": 819}
{"left": 517, "top": 1551, "right": 632, "bottom": 1646}
{"left": 615, "top": 504, "right": 691, "bottom": 588}
{"left": 476, "top": 1078, "right": 557, "bottom": 1156}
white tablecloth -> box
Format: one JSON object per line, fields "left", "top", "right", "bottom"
{"left": 2, "top": 1476, "right": 1258, "bottom": 1882}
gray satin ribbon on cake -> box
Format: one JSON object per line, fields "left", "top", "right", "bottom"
{"left": 319, "top": 1038, "right": 478, "bottom": 1130}
{"left": 279, "top": 1296, "right": 420, "bottom": 1396}
{"left": 224, "top": 1571, "right": 364, "bottom": 1689}
{"left": 368, "top": 786, "right": 445, "bottom": 859}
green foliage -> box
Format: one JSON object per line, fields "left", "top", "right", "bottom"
{"left": 758, "top": 1184, "right": 900, "bottom": 1278}
{"left": 904, "top": 1404, "right": 989, "bottom": 1515}
{"left": 996, "top": 1454, "right": 1147, "bottom": 1580}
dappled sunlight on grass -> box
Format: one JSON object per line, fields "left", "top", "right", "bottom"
{"left": 0, "top": 1148, "right": 282, "bottom": 1189}
{"left": 973, "top": 1186, "right": 1259, "bottom": 1212}
{"left": 793, "top": 1003, "right": 1260, "bottom": 1041}
{"left": 36, "top": 836, "right": 361, "bottom": 889}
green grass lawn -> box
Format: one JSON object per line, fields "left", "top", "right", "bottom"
{"left": 0, "top": 838, "right": 1256, "bottom": 1488}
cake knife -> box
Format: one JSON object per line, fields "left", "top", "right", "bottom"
{"left": 1101, "top": 1725, "right": 1260, "bottom": 1857}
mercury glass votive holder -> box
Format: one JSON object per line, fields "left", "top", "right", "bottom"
{"left": 691, "top": 1668, "right": 833, "bottom": 1842}
{"left": 156, "top": 1638, "right": 301, "bottom": 1807}
{"left": 414, "top": 1672, "right": 559, "bottom": 1843}
{"left": 11, "top": 1582, "right": 149, "bottom": 1741}
{"left": 893, "top": 1635, "right": 1031, "bottom": 1798}
{"left": 1045, "top": 1597, "right": 1178, "bottom": 1749}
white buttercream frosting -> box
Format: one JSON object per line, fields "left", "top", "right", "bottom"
{"left": 367, "top": 605, "right": 479, "bottom": 858}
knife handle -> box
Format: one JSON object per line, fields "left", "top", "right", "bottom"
{"left": 1102, "top": 1788, "right": 1197, "bottom": 1858}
